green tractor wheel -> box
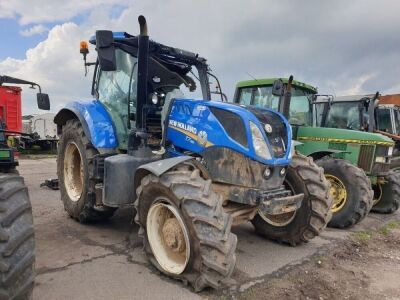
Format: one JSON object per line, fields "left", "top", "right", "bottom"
{"left": 316, "top": 158, "right": 373, "bottom": 228}
{"left": 251, "top": 153, "right": 333, "bottom": 246}
{"left": 371, "top": 170, "right": 400, "bottom": 214}
{"left": 135, "top": 163, "right": 237, "bottom": 292}
{"left": 57, "top": 119, "right": 116, "bottom": 222}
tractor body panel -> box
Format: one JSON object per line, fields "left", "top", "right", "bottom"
{"left": 295, "top": 126, "right": 393, "bottom": 175}
{"left": 54, "top": 100, "right": 118, "bottom": 150}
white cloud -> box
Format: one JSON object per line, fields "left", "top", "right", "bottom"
{"left": 1, "top": 0, "right": 400, "bottom": 115}
{"left": 20, "top": 24, "right": 49, "bottom": 37}
{"left": 0, "top": 0, "right": 130, "bottom": 25}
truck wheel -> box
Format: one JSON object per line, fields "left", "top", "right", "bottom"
{"left": 371, "top": 170, "right": 400, "bottom": 214}
{"left": 135, "top": 163, "right": 237, "bottom": 291}
{"left": 57, "top": 119, "right": 116, "bottom": 222}
{"left": 0, "top": 174, "right": 35, "bottom": 300}
{"left": 316, "top": 158, "right": 373, "bottom": 228}
{"left": 251, "top": 153, "right": 332, "bottom": 246}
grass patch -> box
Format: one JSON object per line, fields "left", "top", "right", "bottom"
{"left": 378, "top": 220, "right": 400, "bottom": 236}
{"left": 352, "top": 231, "right": 373, "bottom": 241}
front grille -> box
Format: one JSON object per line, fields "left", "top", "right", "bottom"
{"left": 358, "top": 145, "right": 375, "bottom": 172}
{"left": 247, "top": 107, "right": 288, "bottom": 158}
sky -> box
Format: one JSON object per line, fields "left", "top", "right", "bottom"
{"left": 0, "top": 0, "right": 400, "bottom": 115}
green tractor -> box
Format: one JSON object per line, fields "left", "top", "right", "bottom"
{"left": 234, "top": 77, "right": 395, "bottom": 228}
{"left": 314, "top": 94, "right": 400, "bottom": 213}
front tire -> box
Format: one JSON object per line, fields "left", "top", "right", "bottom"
{"left": 316, "top": 158, "right": 373, "bottom": 228}
{"left": 57, "top": 119, "right": 116, "bottom": 223}
{"left": 135, "top": 164, "right": 237, "bottom": 291}
{"left": 371, "top": 170, "right": 400, "bottom": 214}
{"left": 0, "top": 174, "right": 35, "bottom": 300}
{"left": 251, "top": 153, "right": 333, "bottom": 246}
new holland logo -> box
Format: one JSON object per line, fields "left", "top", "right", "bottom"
{"left": 168, "top": 119, "right": 197, "bottom": 135}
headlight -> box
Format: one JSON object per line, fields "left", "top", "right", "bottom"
{"left": 250, "top": 121, "right": 272, "bottom": 160}
{"left": 375, "top": 156, "right": 386, "bottom": 163}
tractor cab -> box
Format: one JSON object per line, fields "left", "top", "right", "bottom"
{"left": 234, "top": 78, "right": 317, "bottom": 129}
{"left": 314, "top": 94, "right": 379, "bottom": 132}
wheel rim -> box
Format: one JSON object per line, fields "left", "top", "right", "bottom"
{"left": 146, "top": 201, "right": 190, "bottom": 275}
{"left": 372, "top": 183, "right": 383, "bottom": 206}
{"left": 325, "top": 174, "right": 347, "bottom": 213}
{"left": 258, "top": 179, "right": 297, "bottom": 227}
{"left": 63, "top": 142, "right": 83, "bottom": 202}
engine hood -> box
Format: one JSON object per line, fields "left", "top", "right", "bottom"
{"left": 297, "top": 126, "right": 394, "bottom": 146}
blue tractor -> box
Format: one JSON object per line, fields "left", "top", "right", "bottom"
{"left": 54, "top": 16, "right": 332, "bottom": 291}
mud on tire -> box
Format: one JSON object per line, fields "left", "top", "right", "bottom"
{"left": 135, "top": 163, "right": 237, "bottom": 291}
{"left": 57, "top": 119, "right": 116, "bottom": 223}
{"left": 0, "top": 174, "right": 35, "bottom": 300}
{"left": 371, "top": 170, "right": 400, "bottom": 214}
{"left": 252, "top": 153, "right": 333, "bottom": 246}
{"left": 316, "top": 158, "right": 373, "bottom": 228}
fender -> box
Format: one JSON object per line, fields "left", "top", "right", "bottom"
{"left": 54, "top": 100, "right": 118, "bottom": 149}
{"left": 308, "top": 149, "right": 350, "bottom": 161}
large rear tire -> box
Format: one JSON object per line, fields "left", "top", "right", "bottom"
{"left": 57, "top": 119, "right": 116, "bottom": 223}
{"left": 316, "top": 158, "right": 373, "bottom": 228}
{"left": 371, "top": 170, "right": 400, "bottom": 214}
{"left": 135, "top": 163, "right": 237, "bottom": 291}
{"left": 251, "top": 153, "right": 333, "bottom": 246}
{"left": 0, "top": 174, "right": 35, "bottom": 300}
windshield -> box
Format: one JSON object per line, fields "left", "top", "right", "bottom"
{"left": 376, "top": 108, "right": 393, "bottom": 133}
{"left": 236, "top": 85, "right": 313, "bottom": 125}
{"left": 323, "top": 101, "right": 368, "bottom": 130}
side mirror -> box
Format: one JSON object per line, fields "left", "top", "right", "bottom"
{"left": 37, "top": 93, "right": 50, "bottom": 110}
{"left": 96, "top": 30, "right": 116, "bottom": 71}
{"left": 272, "top": 79, "right": 284, "bottom": 96}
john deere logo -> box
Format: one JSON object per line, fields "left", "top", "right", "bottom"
{"left": 197, "top": 130, "right": 208, "bottom": 146}
{"left": 264, "top": 124, "right": 273, "bottom": 133}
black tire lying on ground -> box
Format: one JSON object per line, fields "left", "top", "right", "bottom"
{"left": 316, "top": 158, "right": 373, "bottom": 228}
{"left": 371, "top": 169, "right": 400, "bottom": 214}
{"left": 57, "top": 119, "right": 116, "bottom": 223}
{"left": 135, "top": 163, "right": 237, "bottom": 291}
{"left": 251, "top": 153, "right": 333, "bottom": 246}
{"left": 0, "top": 174, "right": 35, "bottom": 300}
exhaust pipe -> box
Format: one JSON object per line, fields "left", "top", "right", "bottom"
{"left": 282, "top": 75, "right": 293, "bottom": 118}
{"left": 136, "top": 15, "right": 149, "bottom": 130}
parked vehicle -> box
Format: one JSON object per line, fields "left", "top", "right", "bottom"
{"left": 234, "top": 77, "right": 395, "bottom": 228}
{"left": 314, "top": 94, "right": 400, "bottom": 213}
{"left": 54, "top": 17, "right": 332, "bottom": 290}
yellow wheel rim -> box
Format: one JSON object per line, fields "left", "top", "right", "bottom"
{"left": 372, "top": 183, "right": 383, "bottom": 206}
{"left": 325, "top": 174, "right": 347, "bottom": 213}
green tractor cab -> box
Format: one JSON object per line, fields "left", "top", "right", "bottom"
{"left": 234, "top": 77, "right": 396, "bottom": 228}
{"left": 314, "top": 94, "right": 400, "bottom": 213}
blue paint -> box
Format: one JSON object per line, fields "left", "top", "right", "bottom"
{"left": 166, "top": 99, "right": 292, "bottom": 166}
{"left": 64, "top": 100, "right": 118, "bottom": 149}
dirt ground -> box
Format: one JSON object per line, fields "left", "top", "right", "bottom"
{"left": 233, "top": 221, "right": 400, "bottom": 300}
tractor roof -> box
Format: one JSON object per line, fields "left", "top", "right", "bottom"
{"left": 333, "top": 94, "right": 375, "bottom": 102}
{"left": 235, "top": 78, "right": 318, "bottom": 94}
{"left": 89, "top": 31, "right": 208, "bottom": 71}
